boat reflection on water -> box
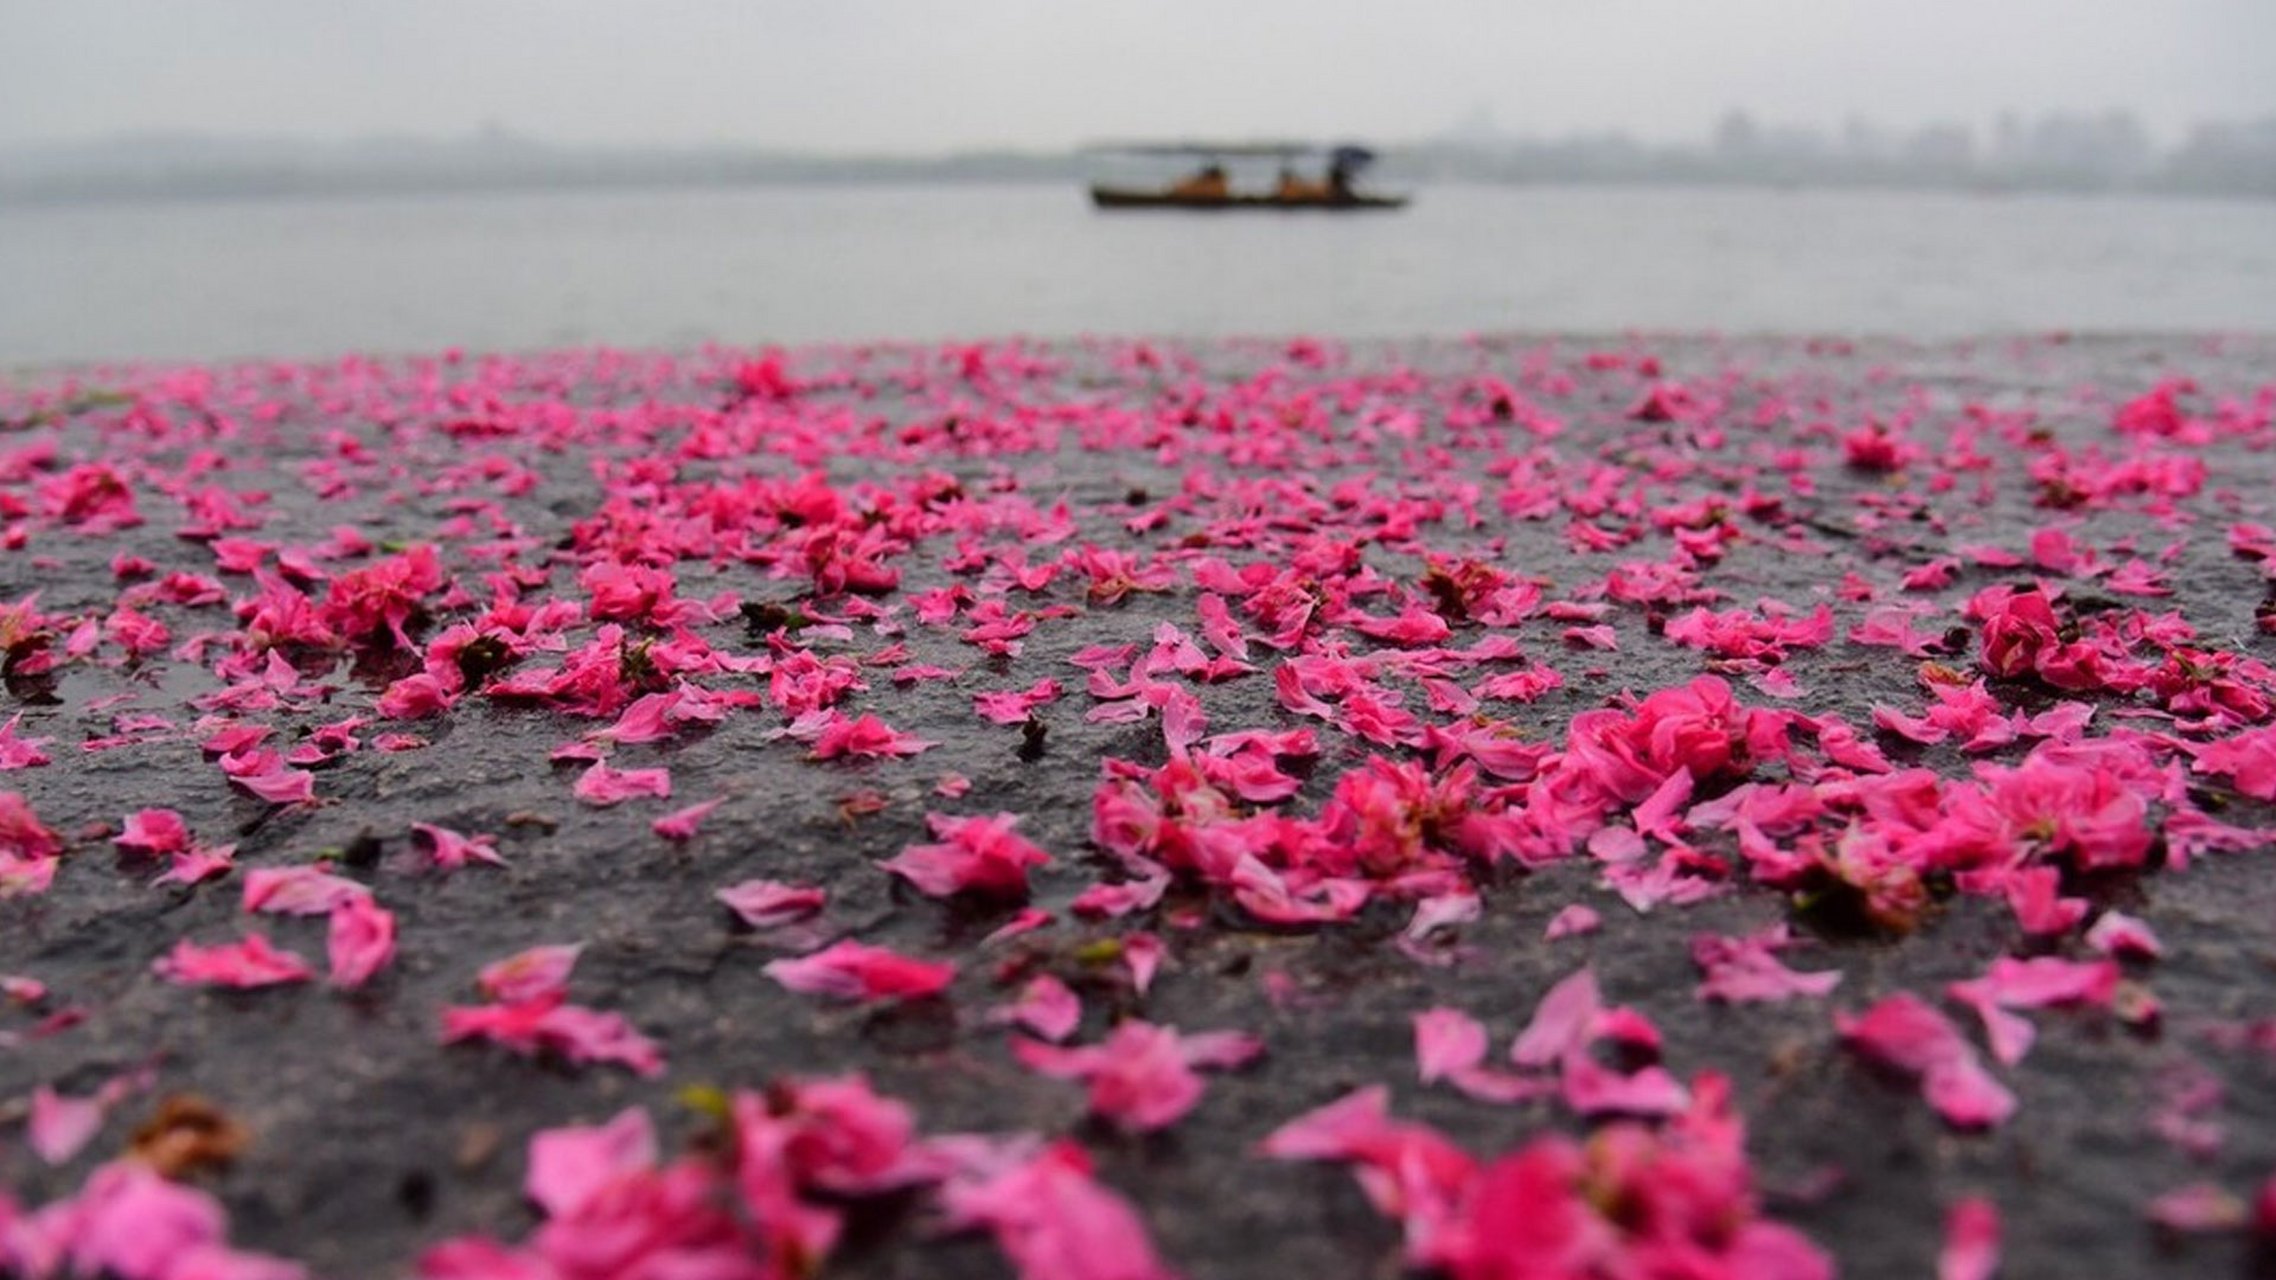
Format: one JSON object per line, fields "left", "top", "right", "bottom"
{"left": 1085, "top": 142, "right": 1410, "bottom": 212}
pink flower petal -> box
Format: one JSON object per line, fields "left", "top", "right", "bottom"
{"left": 327, "top": 896, "right": 397, "bottom": 989}
{"left": 1940, "top": 1197, "right": 2001, "bottom": 1280}
{"left": 763, "top": 940, "right": 955, "bottom": 1002}
{"left": 650, "top": 796, "right": 724, "bottom": 841}
{"left": 572, "top": 759, "right": 672, "bottom": 806}
{"left": 477, "top": 944, "right": 583, "bottom": 1004}
{"left": 29, "top": 1086, "right": 106, "bottom": 1165}
{"left": 153, "top": 934, "right": 315, "bottom": 988}
{"left": 717, "top": 879, "right": 827, "bottom": 929}
{"left": 242, "top": 865, "right": 370, "bottom": 916}
{"left": 1510, "top": 967, "right": 1603, "bottom": 1068}
{"left": 524, "top": 1107, "right": 658, "bottom": 1219}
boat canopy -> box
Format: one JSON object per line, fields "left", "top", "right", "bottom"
{"left": 1084, "top": 140, "right": 1378, "bottom": 165}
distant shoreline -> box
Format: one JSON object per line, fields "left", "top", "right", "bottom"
{"left": 6, "top": 172, "right": 2274, "bottom": 209}
{"left": 6, "top": 129, "right": 2274, "bottom": 205}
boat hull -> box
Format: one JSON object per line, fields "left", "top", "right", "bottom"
{"left": 1088, "top": 186, "right": 1409, "bottom": 212}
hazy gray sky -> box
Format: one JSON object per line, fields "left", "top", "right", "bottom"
{"left": 3, "top": 0, "right": 2271, "bottom": 151}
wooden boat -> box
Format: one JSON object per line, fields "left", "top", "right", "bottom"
{"left": 1083, "top": 140, "right": 1411, "bottom": 213}
{"left": 1088, "top": 186, "right": 1409, "bottom": 211}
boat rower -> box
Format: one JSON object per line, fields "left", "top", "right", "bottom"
{"left": 1168, "top": 163, "right": 1230, "bottom": 200}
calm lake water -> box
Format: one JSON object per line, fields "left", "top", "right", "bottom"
{"left": 3, "top": 183, "right": 2272, "bottom": 364}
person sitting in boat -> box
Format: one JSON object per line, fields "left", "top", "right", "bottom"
{"left": 1169, "top": 163, "right": 1230, "bottom": 200}
{"left": 1325, "top": 156, "right": 1355, "bottom": 201}
{"left": 1274, "top": 166, "right": 1327, "bottom": 201}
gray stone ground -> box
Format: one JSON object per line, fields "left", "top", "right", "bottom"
{"left": 2, "top": 334, "right": 2275, "bottom": 1279}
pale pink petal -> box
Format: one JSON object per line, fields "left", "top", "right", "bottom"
{"left": 2086, "top": 910, "right": 2163, "bottom": 960}
{"left": 572, "top": 760, "right": 672, "bottom": 806}
{"left": 1122, "top": 933, "right": 1165, "bottom": 995}
{"left": 1692, "top": 927, "right": 1842, "bottom": 1003}
{"left": 524, "top": 1107, "right": 657, "bottom": 1218}
{"left": 649, "top": 796, "right": 723, "bottom": 841}
{"left": 1510, "top": 967, "right": 1602, "bottom": 1068}
{"left": 413, "top": 823, "right": 505, "bottom": 871}
{"left": 242, "top": 865, "right": 370, "bottom": 916}
{"left": 29, "top": 1086, "right": 105, "bottom": 1164}
{"left": 327, "top": 896, "right": 397, "bottom": 989}
{"left": 1414, "top": 1008, "right": 1490, "bottom": 1084}
{"left": 1559, "top": 1053, "right": 1691, "bottom": 1118}
{"left": 991, "top": 975, "right": 1083, "bottom": 1042}
{"left": 1543, "top": 904, "right": 1601, "bottom": 940}
{"left": 717, "top": 879, "right": 827, "bottom": 929}
{"left": 1922, "top": 1057, "right": 2018, "bottom": 1129}
{"left": 63, "top": 1162, "right": 229, "bottom": 1278}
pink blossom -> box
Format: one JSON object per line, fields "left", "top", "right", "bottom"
{"left": 152, "top": 934, "right": 315, "bottom": 988}
{"left": 320, "top": 543, "right": 444, "bottom": 647}
{"left": 881, "top": 811, "right": 1052, "bottom": 900}
{"left": 1562, "top": 676, "right": 1755, "bottom": 806}
{"left": 763, "top": 940, "right": 955, "bottom": 1002}
{"left": 114, "top": 808, "right": 192, "bottom": 858}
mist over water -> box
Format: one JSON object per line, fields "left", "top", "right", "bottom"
{"left": 4, "top": 183, "right": 2273, "bottom": 365}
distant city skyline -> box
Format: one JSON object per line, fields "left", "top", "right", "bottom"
{"left": 2, "top": 1, "right": 2272, "bottom": 153}
{"left": 7, "top": 104, "right": 2271, "bottom": 203}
